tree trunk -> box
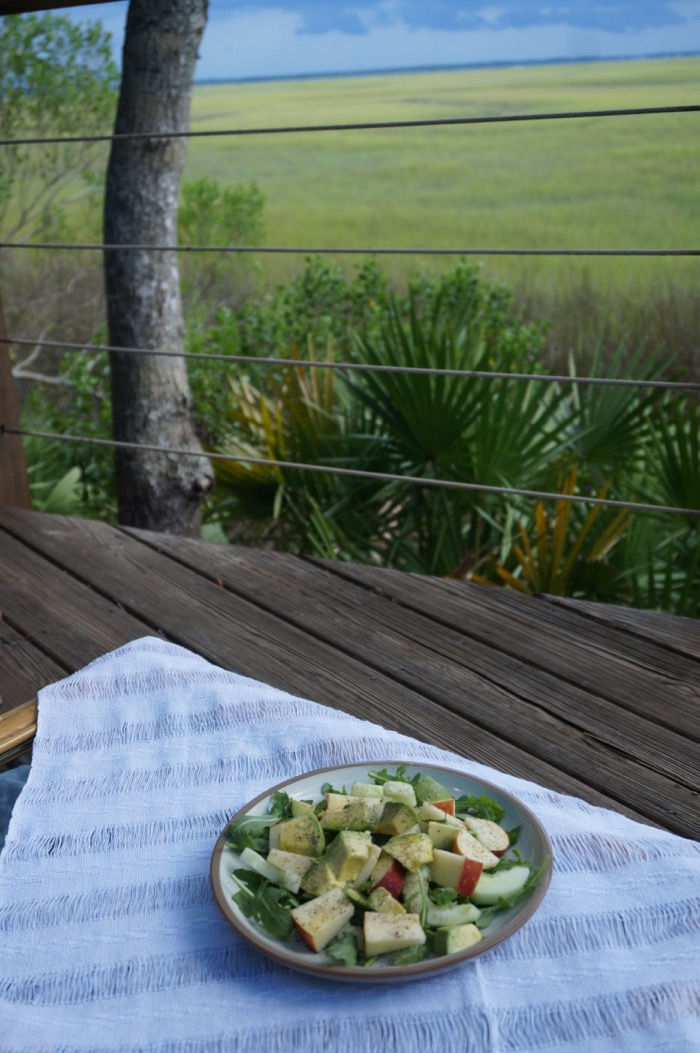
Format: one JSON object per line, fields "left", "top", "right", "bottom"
{"left": 104, "top": 0, "right": 213, "bottom": 534}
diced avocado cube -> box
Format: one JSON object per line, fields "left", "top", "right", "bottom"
{"left": 300, "top": 858, "right": 345, "bottom": 896}
{"left": 324, "top": 830, "right": 373, "bottom": 882}
{"left": 414, "top": 774, "right": 452, "bottom": 805}
{"left": 320, "top": 799, "right": 382, "bottom": 831}
{"left": 290, "top": 799, "right": 315, "bottom": 817}
{"left": 273, "top": 813, "right": 325, "bottom": 857}
{"left": 373, "top": 801, "right": 419, "bottom": 836}
{"left": 368, "top": 887, "right": 406, "bottom": 915}
{"left": 344, "top": 886, "right": 371, "bottom": 909}
{"left": 433, "top": 922, "right": 483, "bottom": 956}
{"left": 383, "top": 832, "right": 434, "bottom": 872}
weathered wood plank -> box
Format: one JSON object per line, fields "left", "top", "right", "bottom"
{"left": 0, "top": 700, "right": 37, "bottom": 757}
{"left": 0, "top": 618, "right": 68, "bottom": 715}
{"left": 0, "top": 508, "right": 659, "bottom": 823}
{"left": 123, "top": 528, "right": 700, "bottom": 839}
{"left": 310, "top": 559, "right": 700, "bottom": 739}
{"left": 541, "top": 594, "right": 699, "bottom": 658}
{"left": 0, "top": 523, "right": 157, "bottom": 671}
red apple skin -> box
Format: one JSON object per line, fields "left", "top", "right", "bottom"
{"left": 455, "top": 858, "right": 483, "bottom": 897}
{"left": 370, "top": 859, "right": 405, "bottom": 899}
{"left": 493, "top": 848, "right": 508, "bottom": 858}
{"left": 293, "top": 920, "right": 317, "bottom": 951}
{"left": 432, "top": 799, "right": 456, "bottom": 816}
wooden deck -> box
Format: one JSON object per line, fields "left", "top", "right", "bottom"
{"left": 0, "top": 506, "right": 698, "bottom": 841}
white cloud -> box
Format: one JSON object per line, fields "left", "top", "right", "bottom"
{"left": 196, "top": 7, "right": 700, "bottom": 80}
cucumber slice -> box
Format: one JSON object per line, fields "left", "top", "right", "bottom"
{"left": 471, "top": 865, "right": 530, "bottom": 905}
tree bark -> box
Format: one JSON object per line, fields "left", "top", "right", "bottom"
{"left": 104, "top": 0, "right": 213, "bottom": 534}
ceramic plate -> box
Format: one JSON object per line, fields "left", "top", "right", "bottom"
{"left": 210, "top": 761, "right": 552, "bottom": 983}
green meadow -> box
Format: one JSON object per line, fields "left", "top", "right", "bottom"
{"left": 186, "top": 56, "right": 700, "bottom": 296}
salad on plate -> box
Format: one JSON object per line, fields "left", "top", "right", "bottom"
{"left": 220, "top": 763, "right": 550, "bottom": 971}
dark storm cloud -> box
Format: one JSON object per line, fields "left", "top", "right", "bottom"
{"left": 211, "top": 2, "right": 685, "bottom": 36}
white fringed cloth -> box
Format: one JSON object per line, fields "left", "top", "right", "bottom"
{"left": 0, "top": 638, "right": 698, "bottom": 1052}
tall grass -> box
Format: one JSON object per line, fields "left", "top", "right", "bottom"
{"left": 184, "top": 56, "right": 700, "bottom": 379}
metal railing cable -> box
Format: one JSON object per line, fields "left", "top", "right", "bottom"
{"left": 1, "top": 241, "right": 698, "bottom": 256}
{"left": 1, "top": 103, "right": 698, "bottom": 148}
{"left": 3, "top": 335, "right": 700, "bottom": 392}
{"left": 4, "top": 424, "right": 699, "bottom": 519}
{"left": 2, "top": 101, "right": 698, "bottom": 523}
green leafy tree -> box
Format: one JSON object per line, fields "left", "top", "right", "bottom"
{"left": 0, "top": 12, "right": 118, "bottom": 243}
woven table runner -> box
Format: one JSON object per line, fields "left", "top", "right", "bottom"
{"left": 1, "top": 637, "right": 698, "bottom": 1052}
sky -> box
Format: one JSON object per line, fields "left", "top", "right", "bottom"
{"left": 66, "top": 1, "right": 700, "bottom": 81}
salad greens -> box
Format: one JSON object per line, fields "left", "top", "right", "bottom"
{"left": 225, "top": 766, "right": 549, "bottom": 968}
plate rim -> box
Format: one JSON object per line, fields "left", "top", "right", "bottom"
{"left": 211, "top": 759, "right": 553, "bottom": 983}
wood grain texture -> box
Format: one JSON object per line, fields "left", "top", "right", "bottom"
{"left": 0, "top": 699, "right": 37, "bottom": 756}
{"left": 1, "top": 508, "right": 698, "bottom": 838}
{"left": 126, "top": 528, "right": 700, "bottom": 838}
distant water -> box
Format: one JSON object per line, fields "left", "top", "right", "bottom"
{"left": 195, "top": 51, "right": 698, "bottom": 87}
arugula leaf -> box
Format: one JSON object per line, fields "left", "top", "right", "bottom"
{"left": 269, "top": 790, "right": 292, "bottom": 818}
{"left": 430, "top": 887, "right": 458, "bottom": 906}
{"left": 454, "top": 794, "right": 505, "bottom": 823}
{"left": 391, "top": 943, "right": 429, "bottom": 966}
{"left": 493, "top": 848, "right": 530, "bottom": 872}
{"left": 321, "top": 781, "right": 347, "bottom": 795}
{"left": 226, "top": 813, "right": 280, "bottom": 853}
{"left": 368, "top": 765, "right": 419, "bottom": 787}
{"left": 326, "top": 928, "right": 358, "bottom": 966}
{"left": 507, "top": 825, "right": 522, "bottom": 847}
{"left": 231, "top": 869, "right": 298, "bottom": 940}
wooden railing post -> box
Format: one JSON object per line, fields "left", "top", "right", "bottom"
{"left": 0, "top": 287, "right": 32, "bottom": 509}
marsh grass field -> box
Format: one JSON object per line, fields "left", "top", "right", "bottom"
{"left": 185, "top": 55, "right": 700, "bottom": 370}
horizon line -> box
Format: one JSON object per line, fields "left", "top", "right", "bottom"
{"left": 195, "top": 49, "right": 700, "bottom": 87}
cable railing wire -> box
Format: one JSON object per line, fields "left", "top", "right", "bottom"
{"left": 2, "top": 104, "right": 698, "bottom": 527}
{"left": 0, "top": 103, "right": 698, "bottom": 148}
{"left": 3, "top": 335, "right": 700, "bottom": 392}
{"left": 1, "top": 241, "right": 697, "bottom": 256}
{"left": 5, "top": 424, "right": 699, "bottom": 520}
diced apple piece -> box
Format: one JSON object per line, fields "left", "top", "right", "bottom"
{"left": 267, "top": 848, "right": 314, "bottom": 880}
{"left": 324, "top": 792, "right": 361, "bottom": 811}
{"left": 463, "top": 816, "right": 510, "bottom": 855}
{"left": 431, "top": 798, "right": 456, "bottom": 816}
{"left": 349, "top": 842, "right": 381, "bottom": 889}
{"left": 363, "top": 912, "right": 426, "bottom": 957}
{"left": 383, "top": 832, "right": 434, "bottom": 873}
{"left": 454, "top": 827, "right": 500, "bottom": 869}
{"left": 239, "top": 846, "right": 301, "bottom": 893}
{"left": 471, "top": 865, "right": 530, "bottom": 905}
{"left": 291, "top": 887, "right": 354, "bottom": 952}
{"left": 434, "top": 922, "right": 483, "bottom": 956}
{"left": 418, "top": 802, "right": 450, "bottom": 822}
{"left": 427, "top": 820, "right": 459, "bottom": 850}
{"left": 383, "top": 781, "right": 418, "bottom": 807}
{"left": 430, "top": 847, "right": 483, "bottom": 896}
{"left": 369, "top": 852, "right": 405, "bottom": 898}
